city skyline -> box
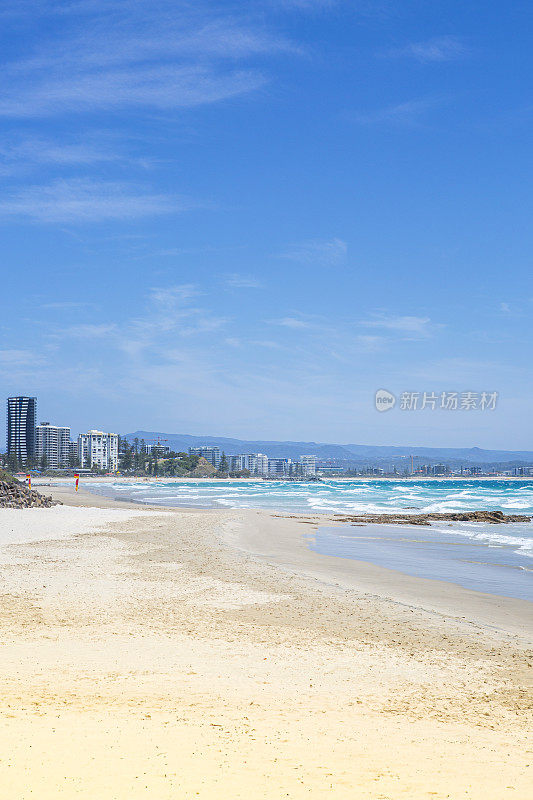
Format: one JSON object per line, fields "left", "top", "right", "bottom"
{"left": 5, "top": 395, "right": 533, "bottom": 476}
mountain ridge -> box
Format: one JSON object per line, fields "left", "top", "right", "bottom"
{"left": 124, "top": 431, "right": 533, "bottom": 466}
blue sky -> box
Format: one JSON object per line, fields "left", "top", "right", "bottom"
{"left": 0, "top": 0, "right": 531, "bottom": 449}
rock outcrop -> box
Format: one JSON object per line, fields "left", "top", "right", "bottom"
{"left": 0, "top": 471, "right": 60, "bottom": 508}
{"left": 333, "top": 510, "right": 531, "bottom": 525}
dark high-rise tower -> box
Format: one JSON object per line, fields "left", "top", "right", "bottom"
{"left": 7, "top": 396, "right": 37, "bottom": 464}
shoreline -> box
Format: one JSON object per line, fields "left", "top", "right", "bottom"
{"left": 33, "top": 474, "right": 533, "bottom": 485}
{"left": 45, "top": 484, "right": 533, "bottom": 640}
{"left": 0, "top": 485, "right": 531, "bottom": 797}
{"left": 45, "top": 482, "right": 533, "bottom": 623}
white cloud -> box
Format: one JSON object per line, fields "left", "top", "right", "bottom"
{"left": 355, "top": 98, "right": 437, "bottom": 126}
{"left": 385, "top": 36, "right": 469, "bottom": 63}
{"left": 279, "top": 237, "right": 347, "bottom": 266}
{"left": 0, "top": 3, "right": 297, "bottom": 117}
{"left": 41, "top": 301, "right": 92, "bottom": 310}
{"left": 62, "top": 323, "right": 118, "bottom": 339}
{"left": 0, "top": 178, "right": 190, "bottom": 223}
{"left": 354, "top": 335, "right": 386, "bottom": 352}
{"left": 361, "top": 314, "right": 436, "bottom": 338}
{"left": 0, "top": 348, "right": 45, "bottom": 366}
{"left": 0, "top": 137, "right": 118, "bottom": 167}
{"left": 225, "top": 273, "right": 262, "bottom": 289}
{"left": 123, "top": 284, "right": 227, "bottom": 351}
{"left": 271, "top": 316, "right": 312, "bottom": 329}
{"left": 0, "top": 66, "right": 267, "bottom": 117}
{"left": 149, "top": 285, "right": 200, "bottom": 309}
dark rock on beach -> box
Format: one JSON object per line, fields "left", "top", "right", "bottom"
{"left": 0, "top": 474, "right": 60, "bottom": 509}
{"left": 332, "top": 510, "right": 531, "bottom": 526}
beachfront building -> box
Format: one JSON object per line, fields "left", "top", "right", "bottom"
{"left": 228, "top": 454, "right": 255, "bottom": 473}
{"left": 256, "top": 453, "right": 269, "bottom": 476}
{"left": 299, "top": 455, "right": 317, "bottom": 476}
{"left": 224, "top": 452, "right": 269, "bottom": 475}
{"left": 268, "top": 458, "right": 290, "bottom": 476}
{"left": 188, "top": 446, "right": 221, "bottom": 468}
{"left": 35, "top": 422, "right": 71, "bottom": 469}
{"left": 78, "top": 430, "right": 119, "bottom": 472}
{"left": 7, "top": 396, "right": 37, "bottom": 464}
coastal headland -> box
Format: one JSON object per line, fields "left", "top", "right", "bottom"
{"left": 0, "top": 483, "right": 531, "bottom": 798}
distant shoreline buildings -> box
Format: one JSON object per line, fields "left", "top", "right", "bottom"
{"left": 6, "top": 396, "right": 118, "bottom": 472}
{"left": 4, "top": 395, "right": 533, "bottom": 477}
{"left": 188, "top": 446, "right": 316, "bottom": 477}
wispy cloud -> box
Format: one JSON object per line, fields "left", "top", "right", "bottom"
{"left": 271, "top": 316, "right": 313, "bottom": 329}
{"left": 48, "top": 284, "right": 228, "bottom": 370}
{"left": 0, "top": 348, "right": 46, "bottom": 366}
{"left": 149, "top": 284, "right": 200, "bottom": 309}
{"left": 360, "top": 314, "right": 437, "bottom": 338}
{"left": 354, "top": 334, "right": 386, "bottom": 352}
{"left": 225, "top": 273, "right": 262, "bottom": 289}
{"left": 0, "top": 66, "right": 267, "bottom": 118}
{"left": 62, "top": 323, "right": 118, "bottom": 339}
{"left": 40, "top": 301, "right": 92, "bottom": 310}
{"left": 0, "top": 178, "right": 191, "bottom": 223}
{"left": 354, "top": 98, "right": 438, "bottom": 126}
{"left": 124, "top": 283, "right": 227, "bottom": 351}
{"left": 385, "top": 36, "right": 469, "bottom": 63}
{"left": 0, "top": 3, "right": 297, "bottom": 118}
{"left": 0, "top": 137, "right": 118, "bottom": 168}
{"left": 279, "top": 237, "right": 347, "bottom": 266}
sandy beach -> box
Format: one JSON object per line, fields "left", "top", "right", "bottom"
{"left": 0, "top": 484, "right": 531, "bottom": 799}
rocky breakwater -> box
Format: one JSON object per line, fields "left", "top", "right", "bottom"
{"left": 0, "top": 472, "right": 60, "bottom": 509}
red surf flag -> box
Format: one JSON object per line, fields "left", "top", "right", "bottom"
{"left": 74, "top": 474, "right": 79, "bottom": 492}
{"left": 26, "top": 474, "right": 31, "bottom": 489}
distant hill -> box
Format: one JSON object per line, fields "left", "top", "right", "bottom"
{"left": 124, "top": 431, "right": 533, "bottom": 467}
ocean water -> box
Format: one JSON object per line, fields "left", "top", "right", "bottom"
{"left": 84, "top": 477, "right": 533, "bottom": 515}
{"left": 81, "top": 478, "right": 533, "bottom": 601}
{"left": 310, "top": 522, "right": 533, "bottom": 602}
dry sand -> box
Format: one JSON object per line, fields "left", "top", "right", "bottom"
{"left": 0, "top": 484, "right": 531, "bottom": 799}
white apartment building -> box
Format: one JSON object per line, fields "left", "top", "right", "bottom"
{"left": 227, "top": 452, "right": 269, "bottom": 475}
{"left": 35, "top": 422, "right": 71, "bottom": 469}
{"left": 299, "top": 455, "right": 317, "bottom": 476}
{"left": 255, "top": 453, "right": 269, "bottom": 476}
{"left": 78, "top": 430, "right": 119, "bottom": 472}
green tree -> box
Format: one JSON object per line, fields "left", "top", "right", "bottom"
{"left": 219, "top": 452, "right": 229, "bottom": 472}
{"left": 7, "top": 453, "right": 20, "bottom": 473}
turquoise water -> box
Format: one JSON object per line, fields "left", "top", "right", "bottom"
{"left": 85, "top": 478, "right": 533, "bottom": 515}
{"left": 84, "top": 478, "right": 533, "bottom": 600}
